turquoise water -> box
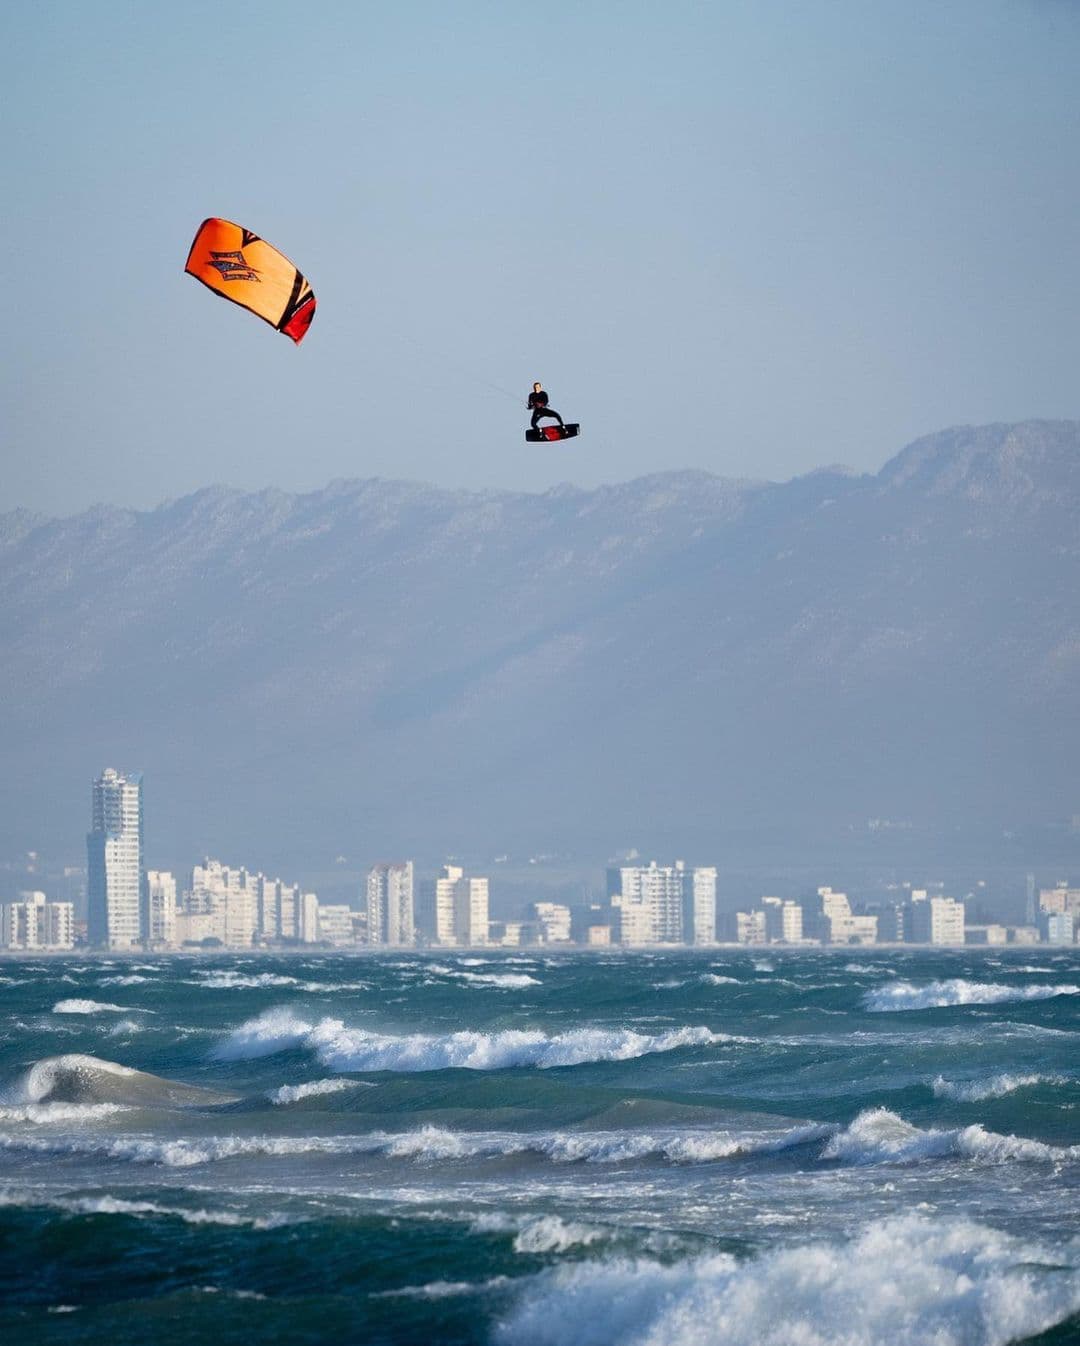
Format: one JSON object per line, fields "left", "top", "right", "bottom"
{"left": 1, "top": 949, "right": 1078, "bottom": 1344}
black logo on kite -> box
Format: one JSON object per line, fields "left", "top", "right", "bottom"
{"left": 207, "top": 250, "right": 261, "bottom": 283}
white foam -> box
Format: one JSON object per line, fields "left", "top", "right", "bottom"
{"left": 469, "top": 1210, "right": 606, "bottom": 1253}
{"left": 193, "top": 971, "right": 302, "bottom": 989}
{"left": 864, "top": 978, "right": 1080, "bottom": 1011}
{"left": 822, "top": 1107, "right": 1080, "bottom": 1165}
{"left": 0, "top": 1119, "right": 828, "bottom": 1169}
{"left": 375, "top": 1275, "right": 511, "bottom": 1300}
{"left": 97, "top": 975, "right": 150, "bottom": 986}
{"left": 512, "top": 1215, "right": 604, "bottom": 1254}
{"left": 452, "top": 971, "right": 542, "bottom": 988}
{"left": 0, "top": 1102, "right": 125, "bottom": 1124}
{"left": 932, "top": 1072, "right": 1069, "bottom": 1102}
{"left": 423, "top": 964, "right": 542, "bottom": 988}
{"left": 189, "top": 970, "right": 372, "bottom": 993}
{"left": 106, "top": 1019, "right": 144, "bottom": 1037}
{"left": 495, "top": 1213, "right": 1080, "bottom": 1346}
{"left": 655, "top": 973, "right": 741, "bottom": 990}
{"left": 268, "top": 1078, "right": 371, "bottom": 1105}
{"left": 0, "top": 1130, "right": 366, "bottom": 1167}
{"left": 211, "top": 1007, "right": 313, "bottom": 1059}
{"left": 215, "top": 1010, "right": 733, "bottom": 1071}
{"left": 52, "top": 999, "right": 130, "bottom": 1015}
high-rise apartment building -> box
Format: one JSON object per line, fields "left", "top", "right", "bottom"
{"left": 685, "top": 867, "right": 718, "bottom": 945}
{"left": 366, "top": 862, "right": 415, "bottom": 946}
{"left": 144, "top": 871, "right": 177, "bottom": 948}
{"left": 608, "top": 861, "right": 688, "bottom": 944}
{"left": 908, "top": 893, "right": 965, "bottom": 946}
{"left": 434, "top": 865, "right": 489, "bottom": 946}
{"left": 87, "top": 768, "right": 144, "bottom": 949}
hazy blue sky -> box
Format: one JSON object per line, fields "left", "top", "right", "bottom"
{"left": 4, "top": 0, "right": 1079, "bottom": 514}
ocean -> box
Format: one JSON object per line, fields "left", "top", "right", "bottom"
{"left": 0, "top": 948, "right": 1078, "bottom": 1345}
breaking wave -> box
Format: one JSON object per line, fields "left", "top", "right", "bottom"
{"left": 863, "top": 978, "right": 1080, "bottom": 1011}
{"left": 822, "top": 1107, "right": 1080, "bottom": 1165}
{"left": 424, "top": 964, "right": 542, "bottom": 989}
{"left": 189, "top": 970, "right": 372, "bottom": 993}
{"left": 932, "top": 1072, "right": 1069, "bottom": 1102}
{"left": 9, "top": 1054, "right": 239, "bottom": 1109}
{"left": 495, "top": 1213, "right": 1080, "bottom": 1346}
{"left": 267, "top": 1078, "right": 372, "bottom": 1105}
{"left": 0, "top": 1120, "right": 827, "bottom": 1169}
{"left": 52, "top": 999, "right": 130, "bottom": 1015}
{"left": 213, "top": 1009, "right": 735, "bottom": 1072}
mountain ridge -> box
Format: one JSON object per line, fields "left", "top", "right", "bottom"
{"left": 2, "top": 420, "right": 1078, "bottom": 871}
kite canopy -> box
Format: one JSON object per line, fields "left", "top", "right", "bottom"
{"left": 184, "top": 218, "right": 316, "bottom": 345}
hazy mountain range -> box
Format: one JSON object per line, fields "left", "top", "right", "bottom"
{"left": 2, "top": 420, "right": 1078, "bottom": 875}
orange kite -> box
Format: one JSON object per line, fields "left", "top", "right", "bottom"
{"left": 184, "top": 218, "right": 316, "bottom": 345}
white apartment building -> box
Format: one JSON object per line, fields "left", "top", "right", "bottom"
{"left": 144, "top": 871, "right": 177, "bottom": 948}
{"left": 434, "top": 865, "right": 490, "bottom": 946}
{"left": 257, "top": 876, "right": 302, "bottom": 942}
{"left": 686, "top": 867, "right": 718, "bottom": 945}
{"left": 1040, "top": 911, "right": 1075, "bottom": 945}
{"left": 316, "top": 903, "right": 356, "bottom": 947}
{"left": 1039, "top": 885, "right": 1080, "bottom": 917}
{"left": 188, "top": 860, "right": 259, "bottom": 948}
{"left": 803, "top": 888, "right": 878, "bottom": 945}
{"left": 171, "top": 862, "right": 314, "bottom": 948}
{"left": 0, "top": 892, "right": 74, "bottom": 950}
{"left": 761, "top": 896, "right": 803, "bottom": 944}
{"left": 608, "top": 861, "right": 690, "bottom": 944}
{"left": 531, "top": 901, "right": 572, "bottom": 943}
{"left": 87, "top": 768, "right": 144, "bottom": 949}
{"left": 366, "top": 862, "right": 415, "bottom": 946}
{"left": 908, "top": 893, "right": 965, "bottom": 946}
{"left": 717, "top": 909, "right": 767, "bottom": 944}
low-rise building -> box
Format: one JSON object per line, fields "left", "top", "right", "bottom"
{"left": 0, "top": 892, "right": 74, "bottom": 950}
{"left": 1040, "top": 911, "right": 1075, "bottom": 945}
{"left": 531, "top": 902, "right": 572, "bottom": 944}
{"left": 316, "top": 903, "right": 357, "bottom": 947}
{"left": 965, "top": 924, "right": 1008, "bottom": 945}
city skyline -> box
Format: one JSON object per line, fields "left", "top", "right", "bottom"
{"left": 5, "top": 765, "right": 1076, "bottom": 953}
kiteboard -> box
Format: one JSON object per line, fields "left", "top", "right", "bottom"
{"left": 526, "top": 423, "right": 580, "bottom": 443}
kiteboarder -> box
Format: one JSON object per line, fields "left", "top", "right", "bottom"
{"left": 528, "top": 382, "right": 564, "bottom": 434}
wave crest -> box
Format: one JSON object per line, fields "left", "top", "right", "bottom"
{"left": 863, "top": 979, "right": 1080, "bottom": 1012}
{"left": 932, "top": 1073, "right": 1069, "bottom": 1102}
{"left": 822, "top": 1107, "right": 1080, "bottom": 1165}
{"left": 52, "top": 999, "right": 130, "bottom": 1015}
{"left": 10, "top": 1054, "right": 238, "bottom": 1109}
{"left": 213, "top": 1009, "right": 732, "bottom": 1072}
{"left": 494, "top": 1213, "right": 1080, "bottom": 1346}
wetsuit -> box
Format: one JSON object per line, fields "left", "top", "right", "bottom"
{"left": 528, "top": 389, "right": 564, "bottom": 431}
